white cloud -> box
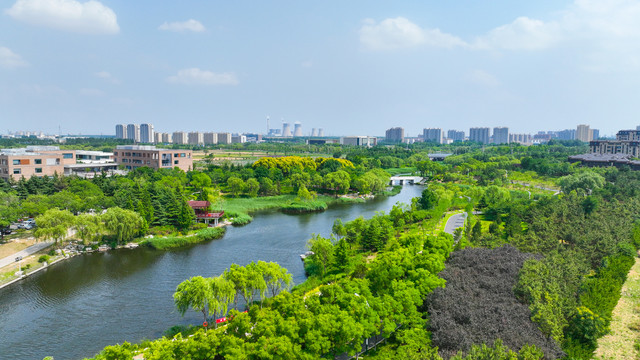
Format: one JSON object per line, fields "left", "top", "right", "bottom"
{"left": 166, "top": 68, "right": 239, "bottom": 86}
{"left": 359, "top": 17, "right": 467, "bottom": 51}
{"left": 158, "top": 19, "right": 205, "bottom": 33}
{"left": 474, "top": 17, "right": 561, "bottom": 50}
{"left": 95, "top": 71, "right": 120, "bottom": 84}
{"left": 0, "top": 46, "right": 28, "bottom": 68}
{"left": 6, "top": 0, "right": 119, "bottom": 34}
{"left": 79, "top": 88, "right": 104, "bottom": 96}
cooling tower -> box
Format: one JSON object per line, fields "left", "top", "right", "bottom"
{"left": 282, "top": 123, "right": 292, "bottom": 137}
{"left": 318, "top": 128, "right": 324, "bottom": 137}
{"left": 311, "top": 128, "right": 318, "bottom": 137}
{"left": 293, "top": 122, "right": 303, "bottom": 137}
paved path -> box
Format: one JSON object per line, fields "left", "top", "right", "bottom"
{"left": 0, "top": 242, "right": 53, "bottom": 269}
{"left": 444, "top": 212, "right": 467, "bottom": 235}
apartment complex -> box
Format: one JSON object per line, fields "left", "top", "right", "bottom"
{"left": 385, "top": 127, "right": 404, "bottom": 143}
{"left": 113, "top": 145, "right": 192, "bottom": 172}
{"left": 493, "top": 127, "right": 509, "bottom": 144}
{"left": 423, "top": 128, "right": 443, "bottom": 144}
{"left": 469, "top": 127, "right": 491, "bottom": 144}
{"left": 447, "top": 130, "right": 465, "bottom": 142}
{"left": 576, "top": 124, "right": 592, "bottom": 142}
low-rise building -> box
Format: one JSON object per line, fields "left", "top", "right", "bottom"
{"left": 340, "top": 136, "right": 377, "bottom": 147}
{"left": 0, "top": 146, "right": 75, "bottom": 180}
{"left": 113, "top": 145, "right": 192, "bottom": 172}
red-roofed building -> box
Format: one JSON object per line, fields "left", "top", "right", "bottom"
{"left": 188, "top": 200, "right": 224, "bottom": 226}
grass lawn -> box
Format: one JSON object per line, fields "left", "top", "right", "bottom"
{"left": 0, "top": 237, "right": 38, "bottom": 259}
{"left": 594, "top": 256, "right": 640, "bottom": 360}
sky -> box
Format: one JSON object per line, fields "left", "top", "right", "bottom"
{"left": 1, "top": 0, "right": 640, "bottom": 137}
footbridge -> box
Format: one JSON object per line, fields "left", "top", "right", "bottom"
{"left": 389, "top": 176, "right": 424, "bottom": 185}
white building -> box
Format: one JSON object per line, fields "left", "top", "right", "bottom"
{"left": 423, "top": 128, "right": 443, "bottom": 144}
{"left": 140, "top": 123, "right": 154, "bottom": 143}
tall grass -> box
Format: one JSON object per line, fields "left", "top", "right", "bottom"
{"left": 144, "top": 227, "right": 226, "bottom": 250}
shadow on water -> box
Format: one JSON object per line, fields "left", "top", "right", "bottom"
{"left": 0, "top": 185, "right": 424, "bottom": 360}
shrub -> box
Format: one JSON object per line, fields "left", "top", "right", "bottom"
{"left": 231, "top": 213, "right": 252, "bottom": 226}
{"left": 38, "top": 255, "right": 50, "bottom": 263}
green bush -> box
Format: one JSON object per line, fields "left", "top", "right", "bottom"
{"left": 231, "top": 213, "right": 252, "bottom": 226}
{"left": 145, "top": 228, "right": 226, "bottom": 250}
{"left": 38, "top": 255, "right": 50, "bottom": 263}
{"left": 281, "top": 200, "right": 328, "bottom": 213}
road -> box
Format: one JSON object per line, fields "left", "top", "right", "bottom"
{"left": 444, "top": 212, "right": 467, "bottom": 235}
{"left": 0, "top": 241, "right": 53, "bottom": 269}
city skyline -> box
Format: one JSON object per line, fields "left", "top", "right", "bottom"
{"left": 3, "top": 1, "right": 640, "bottom": 136}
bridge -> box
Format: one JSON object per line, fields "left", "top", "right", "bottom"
{"left": 389, "top": 176, "right": 423, "bottom": 185}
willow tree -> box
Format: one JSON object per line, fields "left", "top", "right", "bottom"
{"left": 34, "top": 208, "right": 75, "bottom": 245}
{"left": 100, "top": 207, "right": 142, "bottom": 244}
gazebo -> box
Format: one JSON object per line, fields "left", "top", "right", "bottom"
{"left": 187, "top": 201, "right": 224, "bottom": 226}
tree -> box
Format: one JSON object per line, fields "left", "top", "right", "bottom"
{"left": 174, "top": 276, "right": 215, "bottom": 325}
{"left": 74, "top": 214, "right": 103, "bottom": 244}
{"left": 227, "top": 177, "right": 245, "bottom": 197}
{"left": 323, "top": 170, "right": 351, "bottom": 195}
{"left": 101, "top": 207, "right": 143, "bottom": 244}
{"left": 419, "top": 188, "right": 437, "bottom": 210}
{"left": 257, "top": 261, "right": 293, "bottom": 298}
{"left": 296, "top": 185, "right": 314, "bottom": 202}
{"left": 245, "top": 178, "right": 260, "bottom": 198}
{"left": 306, "top": 234, "right": 335, "bottom": 278}
{"left": 210, "top": 276, "right": 235, "bottom": 328}
{"left": 34, "top": 208, "right": 75, "bottom": 245}
{"left": 472, "top": 221, "right": 482, "bottom": 243}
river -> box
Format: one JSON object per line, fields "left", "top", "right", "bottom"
{"left": 0, "top": 185, "right": 423, "bottom": 360}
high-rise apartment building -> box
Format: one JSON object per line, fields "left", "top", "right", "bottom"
{"left": 140, "top": 123, "right": 154, "bottom": 143}
{"left": 154, "top": 132, "right": 163, "bottom": 144}
{"left": 469, "top": 127, "right": 490, "bottom": 144}
{"left": 493, "top": 127, "right": 509, "bottom": 144}
{"left": 447, "top": 130, "right": 465, "bottom": 142}
{"left": 591, "top": 129, "right": 600, "bottom": 140}
{"left": 423, "top": 128, "right": 443, "bottom": 144}
{"left": 172, "top": 131, "right": 187, "bottom": 145}
{"left": 203, "top": 132, "right": 218, "bottom": 145}
{"left": 509, "top": 133, "right": 532, "bottom": 145}
{"left": 576, "top": 124, "right": 592, "bottom": 142}
{"left": 556, "top": 129, "right": 576, "bottom": 140}
{"left": 385, "top": 127, "right": 405, "bottom": 143}
{"left": 162, "top": 133, "right": 173, "bottom": 143}
{"left": 115, "top": 124, "right": 127, "bottom": 139}
{"left": 217, "top": 133, "right": 232, "bottom": 144}
{"left": 127, "top": 124, "right": 140, "bottom": 143}
{"left": 188, "top": 132, "right": 203, "bottom": 145}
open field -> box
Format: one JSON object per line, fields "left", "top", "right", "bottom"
{"left": 0, "top": 237, "right": 38, "bottom": 259}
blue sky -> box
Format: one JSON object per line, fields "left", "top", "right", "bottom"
{"left": 1, "top": 0, "right": 639, "bottom": 137}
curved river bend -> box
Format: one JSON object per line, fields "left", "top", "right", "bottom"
{"left": 0, "top": 186, "right": 423, "bottom": 360}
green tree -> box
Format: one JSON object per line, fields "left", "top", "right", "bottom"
{"left": 419, "top": 188, "right": 437, "bottom": 210}
{"left": 245, "top": 178, "right": 260, "bottom": 198}
{"left": 74, "top": 214, "right": 103, "bottom": 244}
{"left": 34, "top": 208, "right": 75, "bottom": 245}
{"left": 174, "top": 276, "right": 216, "bottom": 325}
{"left": 101, "top": 207, "right": 143, "bottom": 244}
{"left": 227, "top": 177, "right": 245, "bottom": 197}
{"left": 257, "top": 261, "right": 293, "bottom": 297}
{"left": 306, "top": 234, "right": 335, "bottom": 278}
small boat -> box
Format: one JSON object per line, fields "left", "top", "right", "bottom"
{"left": 300, "top": 251, "right": 314, "bottom": 261}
